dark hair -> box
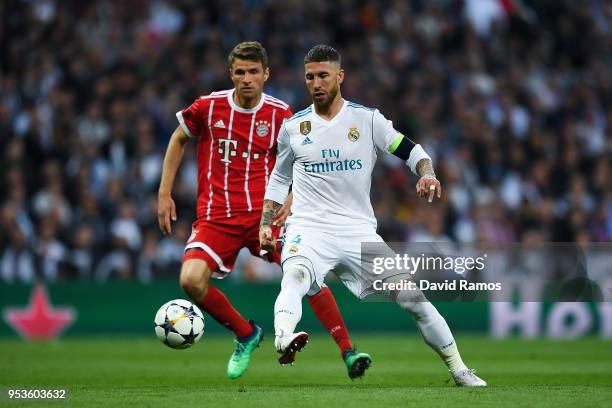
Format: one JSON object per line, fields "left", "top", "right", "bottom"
{"left": 228, "top": 41, "right": 268, "bottom": 69}
{"left": 304, "top": 44, "right": 341, "bottom": 66}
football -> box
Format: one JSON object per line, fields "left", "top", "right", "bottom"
{"left": 154, "top": 299, "right": 205, "bottom": 349}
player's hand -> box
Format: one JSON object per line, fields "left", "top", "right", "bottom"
{"left": 416, "top": 176, "right": 441, "bottom": 203}
{"left": 157, "top": 193, "right": 177, "bottom": 235}
{"left": 273, "top": 194, "right": 293, "bottom": 227}
{"left": 259, "top": 225, "right": 274, "bottom": 252}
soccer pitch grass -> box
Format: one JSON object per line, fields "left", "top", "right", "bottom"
{"left": 0, "top": 335, "right": 610, "bottom": 407}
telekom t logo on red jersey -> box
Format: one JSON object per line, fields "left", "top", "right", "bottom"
{"left": 218, "top": 138, "right": 238, "bottom": 163}
{"left": 217, "top": 138, "right": 262, "bottom": 164}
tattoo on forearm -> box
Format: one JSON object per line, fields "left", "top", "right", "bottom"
{"left": 261, "top": 200, "right": 282, "bottom": 226}
{"left": 416, "top": 159, "right": 436, "bottom": 178}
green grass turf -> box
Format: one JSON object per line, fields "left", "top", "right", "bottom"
{"left": 0, "top": 335, "right": 610, "bottom": 407}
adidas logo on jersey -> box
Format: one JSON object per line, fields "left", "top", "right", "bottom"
{"left": 214, "top": 119, "right": 226, "bottom": 129}
{"left": 302, "top": 136, "right": 313, "bottom": 145}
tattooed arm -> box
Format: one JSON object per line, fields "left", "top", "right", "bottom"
{"left": 261, "top": 199, "right": 283, "bottom": 227}
{"left": 416, "top": 158, "right": 436, "bottom": 178}
{"left": 415, "top": 158, "right": 441, "bottom": 203}
{"left": 371, "top": 108, "right": 439, "bottom": 203}
{"left": 273, "top": 191, "right": 293, "bottom": 226}
{"left": 261, "top": 121, "right": 295, "bottom": 250}
{"left": 260, "top": 199, "right": 283, "bottom": 251}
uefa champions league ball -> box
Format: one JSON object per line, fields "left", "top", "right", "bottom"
{"left": 154, "top": 299, "right": 205, "bottom": 349}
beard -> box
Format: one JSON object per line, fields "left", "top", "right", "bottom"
{"left": 312, "top": 84, "right": 338, "bottom": 111}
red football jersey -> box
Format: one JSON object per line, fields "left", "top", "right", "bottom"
{"left": 176, "top": 89, "right": 292, "bottom": 225}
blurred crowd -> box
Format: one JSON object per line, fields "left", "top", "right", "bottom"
{"left": 1, "top": 0, "right": 611, "bottom": 282}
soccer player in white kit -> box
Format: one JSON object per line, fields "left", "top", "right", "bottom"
{"left": 260, "top": 45, "right": 486, "bottom": 386}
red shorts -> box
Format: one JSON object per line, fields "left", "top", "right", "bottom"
{"left": 183, "top": 214, "right": 284, "bottom": 278}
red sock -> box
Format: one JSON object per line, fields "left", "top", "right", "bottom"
{"left": 199, "top": 285, "right": 253, "bottom": 338}
{"left": 308, "top": 287, "right": 353, "bottom": 355}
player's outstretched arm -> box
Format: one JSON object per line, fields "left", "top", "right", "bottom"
{"left": 415, "top": 158, "right": 441, "bottom": 203}
{"left": 260, "top": 199, "right": 283, "bottom": 250}
{"left": 371, "top": 109, "right": 440, "bottom": 203}
{"left": 273, "top": 192, "right": 293, "bottom": 227}
{"left": 157, "top": 125, "right": 190, "bottom": 234}
{"left": 387, "top": 135, "right": 441, "bottom": 203}
{"left": 261, "top": 121, "right": 295, "bottom": 244}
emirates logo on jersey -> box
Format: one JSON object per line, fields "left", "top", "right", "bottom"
{"left": 255, "top": 120, "right": 270, "bottom": 137}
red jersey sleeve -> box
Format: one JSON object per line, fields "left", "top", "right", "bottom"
{"left": 176, "top": 97, "right": 208, "bottom": 139}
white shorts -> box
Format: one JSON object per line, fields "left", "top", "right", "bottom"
{"left": 281, "top": 225, "right": 397, "bottom": 299}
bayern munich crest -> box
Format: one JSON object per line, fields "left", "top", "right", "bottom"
{"left": 255, "top": 120, "right": 270, "bottom": 137}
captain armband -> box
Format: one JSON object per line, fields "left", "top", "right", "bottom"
{"left": 388, "top": 134, "right": 431, "bottom": 175}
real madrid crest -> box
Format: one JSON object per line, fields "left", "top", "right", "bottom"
{"left": 348, "top": 127, "right": 360, "bottom": 142}
{"left": 255, "top": 120, "right": 270, "bottom": 137}
{"left": 288, "top": 245, "right": 299, "bottom": 255}
{"left": 300, "top": 121, "right": 311, "bottom": 135}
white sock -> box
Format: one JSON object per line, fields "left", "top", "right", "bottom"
{"left": 414, "top": 305, "right": 467, "bottom": 373}
{"left": 274, "top": 257, "right": 312, "bottom": 337}
{"left": 396, "top": 292, "right": 468, "bottom": 373}
{"left": 274, "top": 286, "right": 303, "bottom": 336}
{"left": 438, "top": 342, "right": 467, "bottom": 374}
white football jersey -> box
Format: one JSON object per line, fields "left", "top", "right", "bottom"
{"left": 265, "top": 99, "right": 428, "bottom": 233}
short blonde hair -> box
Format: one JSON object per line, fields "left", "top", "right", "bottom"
{"left": 228, "top": 41, "right": 268, "bottom": 70}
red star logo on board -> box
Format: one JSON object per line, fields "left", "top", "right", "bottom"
{"left": 3, "top": 283, "right": 76, "bottom": 340}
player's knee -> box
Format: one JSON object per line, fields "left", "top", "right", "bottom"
{"left": 180, "top": 260, "right": 211, "bottom": 300}
{"left": 282, "top": 265, "right": 310, "bottom": 286}
{"left": 180, "top": 272, "right": 206, "bottom": 299}
{"left": 281, "top": 257, "right": 314, "bottom": 294}
{"left": 395, "top": 288, "right": 429, "bottom": 317}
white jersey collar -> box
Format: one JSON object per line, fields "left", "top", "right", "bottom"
{"left": 227, "top": 89, "right": 265, "bottom": 113}
{"left": 312, "top": 99, "right": 347, "bottom": 125}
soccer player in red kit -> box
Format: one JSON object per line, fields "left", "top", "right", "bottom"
{"left": 157, "top": 42, "right": 371, "bottom": 380}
